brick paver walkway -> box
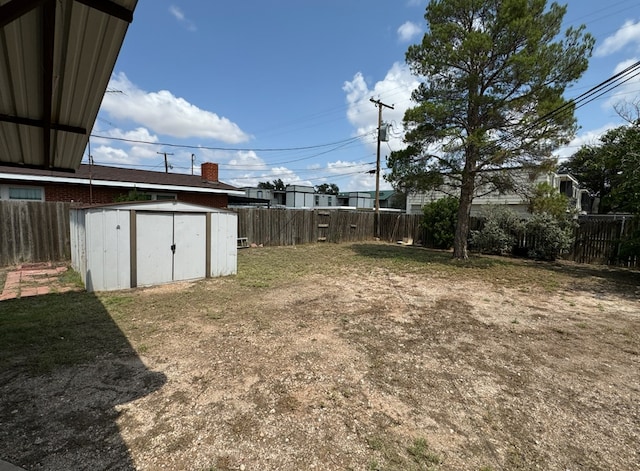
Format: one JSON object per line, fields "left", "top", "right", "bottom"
{"left": 0, "top": 263, "right": 76, "bottom": 301}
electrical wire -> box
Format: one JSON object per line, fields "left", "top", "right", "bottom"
{"left": 89, "top": 132, "right": 371, "bottom": 153}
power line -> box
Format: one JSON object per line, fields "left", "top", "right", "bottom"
{"left": 89, "top": 132, "right": 370, "bottom": 153}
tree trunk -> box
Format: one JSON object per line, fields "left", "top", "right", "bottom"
{"left": 453, "top": 168, "right": 475, "bottom": 259}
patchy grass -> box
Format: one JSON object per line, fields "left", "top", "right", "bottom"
{"left": 1, "top": 242, "right": 638, "bottom": 470}
{"left": 366, "top": 435, "right": 441, "bottom": 471}
{"left": 0, "top": 291, "right": 135, "bottom": 374}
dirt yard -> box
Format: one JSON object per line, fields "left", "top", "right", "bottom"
{"left": 0, "top": 243, "right": 638, "bottom": 471}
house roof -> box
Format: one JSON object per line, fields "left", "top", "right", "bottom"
{"left": 338, "top": 190, "right": 396, "bottom": 201}
{"left": 0, "top": 163, "right": 245, "bottom": 195}
{"left": 0, "top": 0, "right": 137, "bottom": 171}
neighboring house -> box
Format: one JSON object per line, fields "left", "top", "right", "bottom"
{"left": 240, "top": 185, "right": 339, "bottom": 209}
{"left": 337, "top": 192, "right": 374, "bottom": 209}
{"left": 336, "top": 190, "right": 404, "bottom": 210}
{"left": 314, "top": 192, "right": 338, "bottom": 208}
{"left": 286, "top": 185, "right": 316, "bottom": 208}
{"left": 239, "top": 186, "right": 400, "bottom": 210}
{"left": 241, "top": 187, "right": 286, "bottom": 207}
{"left": 406, "top": 170, "right": 586, "bottom": 216}
{"left": 0, "top": 162, "right": 244, "bottom": 208}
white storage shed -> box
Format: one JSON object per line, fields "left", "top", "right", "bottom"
{"left": 70, "top": 201, "right": 237, "bottom": 292}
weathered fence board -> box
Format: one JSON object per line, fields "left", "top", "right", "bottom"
{"left": 571, "top": 217, "right": 639, "bottom": 267}
{"left": 0, "top": 201, "right": 71, "bottom": 266}
{"left": 233, "top": 208, "right": 422, "bottom": 247}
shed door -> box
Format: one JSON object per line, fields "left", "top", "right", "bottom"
{"left": 173, "top": 213, "right": 206, "bottom": 281}
{"left": 136, "top": 212, "right": 206, "bottom": 286}
{"left": 136, "top": 213, "right": 174, "bottom": 286}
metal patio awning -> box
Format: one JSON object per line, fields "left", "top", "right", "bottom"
{"left": 0, "top": 0, "right": 137, "bottom": 171}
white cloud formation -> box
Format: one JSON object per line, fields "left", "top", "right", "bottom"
{"left": 595, "top": 19, "right": 640, "bottom": 57}
{"left": 601, "top": 57, "right": 640, "bottom": 110}
{"left": 324, "top": 159, "right": 392, "bottom": 192}
{"left": 553, "top": 123, "right": 618, "bottom": 161}
{"left": 228, "top": 150, "right": 267, "bottom": 170}
{"left": 101, "top": 72, "right": 251, "bottom": 143}
{"left": 397, "top": 21, "right": 422, "bottom": 42}
{"left": 91, "top": 145, "right": 131, "bottom": 165}
{"left": 104, "top": 126, "right": 159, "bottom": 143}
{"left": 226, "top": 165, "right": 312, "bottom": 189}
{"left": 169, "top": 5, "right": 197, "bottom": 32}
{"left": 343, "top": 62, "right": 420, "bottom": 154}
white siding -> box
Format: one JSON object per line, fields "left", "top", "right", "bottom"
{"left": 84, "top": 209, "right": 131, "bottom": 292}
{"left": 211, "top": 211, "right": 237, "bottom": 276}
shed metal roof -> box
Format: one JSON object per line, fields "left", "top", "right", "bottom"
{"left": 0, "top": 0, "right": 137, "bottom": 171}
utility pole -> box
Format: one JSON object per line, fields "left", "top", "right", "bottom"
{"left": 370, "top": 97, "right": 394, "bottom": 239}
{"left": 191, "top": 153, "right": 196, "bottom": 175}
{"left": 157, "top": 152, "right": 174, "bottom": 173}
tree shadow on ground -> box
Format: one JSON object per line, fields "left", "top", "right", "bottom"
{"left": 350, "top": 243, "right": 640, "bottom": 296}
{"left": 0, "top": 291, "right": 166, "bottom": 471}
{"left": 350, "top": 243, "right": 510, "bottom": 268}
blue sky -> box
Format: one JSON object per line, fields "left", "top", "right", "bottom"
{"left": 90, "top": 0, "right": 640, "bottom": 192}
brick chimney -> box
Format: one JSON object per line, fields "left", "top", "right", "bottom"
{"left": 201, "top": 162, "right": 219, "bottom": 183}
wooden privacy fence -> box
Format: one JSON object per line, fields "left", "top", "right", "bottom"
{"left": 571, "top": 216, "right": 639, "bottom": 267}
{"left": 234, "top": 208, "right": 424, "bottom": 246}
{"left": 2, "top": 202, "right": 638, "bottom": 268}
{"left": 0, "top": 201, "right": 71, "bottom": 266}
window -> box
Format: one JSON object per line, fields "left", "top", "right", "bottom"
{"left": 152, "top": 193, "right": 177, "bottom": 201}
{"left": 7, "top": 186, "right": 44, "bottom": 201}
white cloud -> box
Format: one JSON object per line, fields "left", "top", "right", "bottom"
{"left": 228, "top": 150, "right": 267, "bottom": 170}
{"left": 226, "top": 165, "right": 312, "bottom": 189}
{"left": 554, "top": 123, "right": 618, "bottom": 161}
{"left": 343, "top": 62, "right": 420, "bottom": 154}
{"left": 169, "top": 5, "right": 197, "bottom": 32}
{"left": 397, "top": 21, "right": 422, "bottom": 42}
{"left": 169, "top": 5, "right": 184, "bottom": 21}
{"left": 104, "top": 126, "right": 159, "bottom": 143}
{"left": 595, "top": 19, "right": 640, "bottom": 57}
{"left": 91, "top": 145, "right": 130, "bottom": 165}
{"left": 603, "top": 57, "right": 640, "bottom": 107}
{"left": 101, "top": 72, "right": 251, "bottom": 143}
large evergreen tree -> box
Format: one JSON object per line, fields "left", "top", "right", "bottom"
{"left": 387, "top": 0, "right": 594, "bottom": 258}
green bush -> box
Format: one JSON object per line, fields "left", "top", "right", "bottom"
{"left": 617, "top": 223, "right": 640, "bottom": 261}
{"left": 421, "top": 197, "right": 458, "bottom": 249}
{"left": 524, "top": 212, "right": 575, "bottom": 261}
{"left": 470, "top": 206, "right": 523, "bottom": 255}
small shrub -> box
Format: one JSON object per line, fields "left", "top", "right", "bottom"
{"left": 470, "top": 205, "right": 523, "bottom": 255}
{"left": 524, "top": 212, "right": 575, "bottom": 261}
{"left": 421, "top": 196, "right": 458, "bottom": 249}
{"left": 114, "top": 189, "right": 152, "bottom": 202}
